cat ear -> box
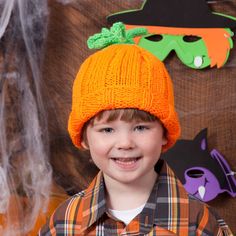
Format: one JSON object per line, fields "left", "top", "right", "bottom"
{"left": 194, "top": 128, "right": 208, "bottom": 151}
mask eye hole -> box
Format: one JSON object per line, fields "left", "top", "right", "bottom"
{"left": 183, "top": 35, "right": 201, "bottom": 42}
{"left": 145, "top": 34, "right": 163, "bottom": 42}
{"left": 186, "top": 169, "right": 204, "bottom": 178}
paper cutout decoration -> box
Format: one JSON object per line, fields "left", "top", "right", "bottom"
{"left": 161, "top": 129, "right": 236, "bottom": 202}
{"left": 107, "top": 0, "right": 236, "bottom": 69}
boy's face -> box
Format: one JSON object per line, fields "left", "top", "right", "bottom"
{"left": 82, "top": 111, "right": 167, "bottom": 185}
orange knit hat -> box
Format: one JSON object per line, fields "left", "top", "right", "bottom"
{"left": 68, "top": 44, "right": 180, "bottom": 151}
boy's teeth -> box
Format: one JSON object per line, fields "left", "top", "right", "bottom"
{"left": 114, "top": 157, "right": 139, "bottom": 162}
{"left": 111, "top": 157, "right": 141, "bottom": 168}
{"left": 116, "top": 160, "right": 136, "bottom": 165}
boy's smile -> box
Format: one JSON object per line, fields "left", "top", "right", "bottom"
{"left": 82, "top": 111, "right": 167, "bottom": 186}
{"left": 110, "top": 156, "right": 141, "bottom": 170}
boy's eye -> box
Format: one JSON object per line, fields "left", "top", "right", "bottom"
{"left": 134, "top": 125, "right": 149, "bottom": 131}
{"left": 100, "top": 127, "right": 114, "bottom": 133}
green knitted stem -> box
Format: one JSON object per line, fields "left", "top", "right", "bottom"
{"left": 87, "top": 22, "right": 148, "bottom": 49}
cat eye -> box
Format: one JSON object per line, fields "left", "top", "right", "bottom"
{"left": 186, "top": 169, "right": 204, "bottom": 178}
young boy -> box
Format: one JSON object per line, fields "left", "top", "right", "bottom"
{"left": 39, "top": 44, "right": 233, "bottom": 235}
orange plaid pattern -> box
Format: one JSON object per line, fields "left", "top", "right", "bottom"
{"left": 39, "top": 161, "right": 233, "bottom": 236}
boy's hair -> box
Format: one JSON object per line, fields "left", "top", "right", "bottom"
{"left": 81, "top": 108, "right": 164, "bottom": 146}
{"left": 68, "top": 44, "right": 180, "bottom": 152}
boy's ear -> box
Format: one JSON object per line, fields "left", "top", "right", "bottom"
{"left": 162, "top": 132, "right": 168, "bottom": 146}
{"left": 81, "top": 140, "right": 89, "bottom": 150}
{"left": 162, "top": 135, "right": 168, "bottom": 146}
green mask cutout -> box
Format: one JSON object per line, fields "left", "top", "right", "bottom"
{"left": 138, "top": 29, "right": 233, "bottom": 69}
{"left": 107, "top": 0, "right": 236, "bottom": 70}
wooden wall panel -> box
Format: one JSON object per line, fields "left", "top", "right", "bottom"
{"left": 43, "top": 0, "right": 236, "bottom": 232}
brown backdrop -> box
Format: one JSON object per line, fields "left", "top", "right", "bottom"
{"left": 43, "top": 0, "right": 236, "bottom": 233}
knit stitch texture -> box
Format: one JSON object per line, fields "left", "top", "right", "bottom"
{"left": 68, "top": 44, "right": 180, "bottom": 151}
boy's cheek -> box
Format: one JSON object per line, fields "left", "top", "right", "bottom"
{"left": 88, "top": 132, "right": 112, "bottom": 145}
{"left": 87, "top": 138, "right": 110, "bottom": 153}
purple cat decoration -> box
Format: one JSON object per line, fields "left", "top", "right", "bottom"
{"left": 161, "top": 128, "right": 236, "bottom": 202}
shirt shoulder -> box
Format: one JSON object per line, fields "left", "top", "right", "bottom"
{"left": 38, "top": 190, "right": 86, "bottom": 236}
{"left": 188, "top": 195, "right": 233, "bottom": 235}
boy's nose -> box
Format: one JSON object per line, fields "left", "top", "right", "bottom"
{"left": 115, "top": 133, "right": 135, "bottom": 150}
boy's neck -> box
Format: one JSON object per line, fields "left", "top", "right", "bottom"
{"left": 103, "top": 170, "right": 158, "bottom": 211}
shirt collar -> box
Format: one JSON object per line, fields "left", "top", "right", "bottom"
{"left": 80, "top": 160, "right": 189, "bottom": 235}
{"left": 80, "top": 171, "right": 107, "bottom": 232}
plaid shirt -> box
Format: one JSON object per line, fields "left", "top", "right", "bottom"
{"left": 39, "top": 161, "right": 233, "bottom": 236}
